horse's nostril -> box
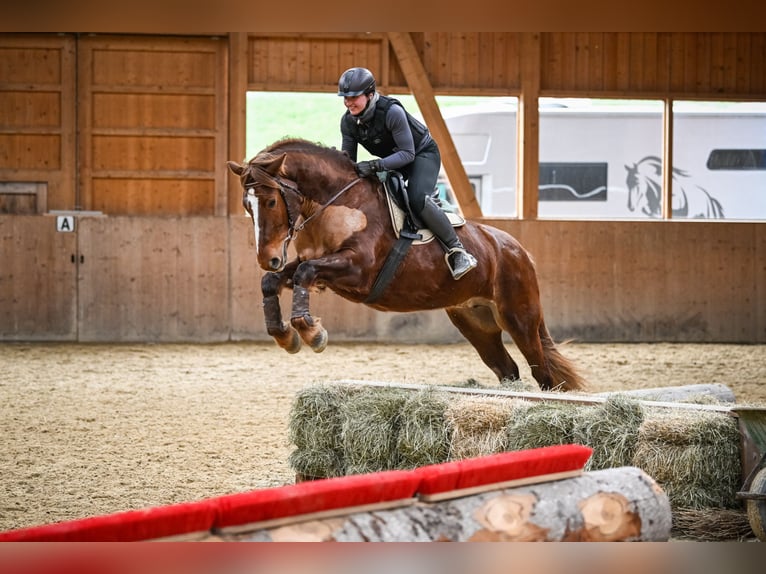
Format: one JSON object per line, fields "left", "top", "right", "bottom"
{"left": 269, "top": 258, "right": 282, "bottom": 271}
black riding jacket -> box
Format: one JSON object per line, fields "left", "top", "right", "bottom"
{"left": 340, "top": 95, "right": 433, "bottom": 174}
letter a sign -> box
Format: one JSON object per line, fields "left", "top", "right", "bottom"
{"left": 56, "top": 215, "right": 75, "bottom": 232}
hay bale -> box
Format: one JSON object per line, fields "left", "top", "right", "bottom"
{"left": 445, "top": 396, "right": 519, "bottom": 459}
{"left": 572, "top": 395, "right": 645, "bottom": 471}
{"left": 340, "top": 387, "right": 409, "bottom": 475}
{"left": 288, "top": 384, "right": 359, "bottom": 478}
{"left": 504, "top": 400, "right": 582, "bottom": 451}
{"left": 672, "top": 508, "right": 754, "bottom": 541}
{"left": 633, "top": 409, "right": 741, "bottom": 509}
{"left": 396, "top": 388, "right": 451, "bottom": 468}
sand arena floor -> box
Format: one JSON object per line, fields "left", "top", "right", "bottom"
{"left": 1, "top": 341, "right": 765, "bottom": 532}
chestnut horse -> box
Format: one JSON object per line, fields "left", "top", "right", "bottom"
{"left": 227, "top": 138, "right": 585, "bottom": 391}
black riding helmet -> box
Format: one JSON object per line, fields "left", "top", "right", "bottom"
{"left": 337, "top": 67, "right": 376, "bottom": 97}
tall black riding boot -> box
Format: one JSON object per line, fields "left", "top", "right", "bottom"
{"left": 419, "top": 197, "right": 478, "bottom": 280}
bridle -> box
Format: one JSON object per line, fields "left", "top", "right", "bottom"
{"left": 244, "top": 171, "right": 363, "bottom": 272}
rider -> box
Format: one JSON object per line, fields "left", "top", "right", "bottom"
{"left": 337, "top": 67, "right": 477, "bottom": 280}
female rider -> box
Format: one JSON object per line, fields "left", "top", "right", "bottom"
{"left": 337, "top": 67, "right": 477, "bottom": 280}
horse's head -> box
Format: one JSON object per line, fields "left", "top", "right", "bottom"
{"left": 625, "top": 156, "right": 663, "bottom": 217}
{"left": 227, "top": 152, "right": 302, "bottom": 272}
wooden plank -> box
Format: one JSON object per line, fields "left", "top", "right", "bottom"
{"left": 518, "top": 33, "right": 540, "bottom": 220}
{"left": 229, "top": 32, "right": 249, "bottom": 215}
{"left": 0, "top": 216, "right": 77, "bottom": 340}
{"left": 387, "top": 32, "right": 481, "bottom": 219}
{"left": 662, "top": 99, "right": 673, "bottom": 220}
{"left": 77, "top": 217, "right": 229, "bottom": 341}
{"left": 91, "top": 178, "right": 215, "bottom": 216}
{"left": 335, "top": 379, "right": 737, "bottom": 415}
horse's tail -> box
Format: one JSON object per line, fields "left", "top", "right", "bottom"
{"left": 539, "top": 321, "right": 587, "bottom": 391}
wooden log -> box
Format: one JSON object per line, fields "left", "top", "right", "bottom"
{"left": 222, "top": 466, "right": 672, "bottom": 542}
{"left": 596, "top": 384, "right": 736, "bottom": 404}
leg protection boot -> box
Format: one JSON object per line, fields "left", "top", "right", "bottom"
{"left": 419, "top": 197, "right": 478, "bottom": 280}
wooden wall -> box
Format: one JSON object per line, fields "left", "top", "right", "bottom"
{"left": 0, "top": 35, "right": 75, "bottom": 213}
{"left": 1, "top": 32, "right": 765, "bottom": 343}
{"left": 243, "top": 32, "right": 766, "bottom": 97}
{"left": 3, "top": 215, "right": 763, "bottom": 343}
{"left": 78, "top": 35, "right": 228, "bottom": 216}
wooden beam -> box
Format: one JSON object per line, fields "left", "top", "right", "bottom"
{"left": 518, "top": 33, "right": 541, "bottom": 220}
{"left": 386, "top": 32, "right": 482, "bottom": 219}
{"left": 662, "top": 98, "right": 674, "bottom": 219}
{"left": 228, "top": 33, "right": 249, "bottom": 216}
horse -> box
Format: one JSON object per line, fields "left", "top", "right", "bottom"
{"left": 625, "top": 155, "right": 725, "bottom": 219}
{"left": 227, "top": 138, "right": 585, "bottom": 392}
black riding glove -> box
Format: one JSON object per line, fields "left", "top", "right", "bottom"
{"left": 355, "top": 159, "right": 383, "bottom": 178}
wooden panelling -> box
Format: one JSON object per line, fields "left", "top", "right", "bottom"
{"left": 541, "top": 32, "right": 766, "bottom": 97}
{"left": 91, "top": 179, "right": 215, "bottom": 216}
{"left": 390, "top": 33, "right": 522, "bottom": 94}
{"left": 0, "top": 216, "right": 77, "bottom": 340}
{"left": 0, "top": 46, "right": 62, "bottom": 84}
{"left": 488, "top": 219, "right": 764, "bottom": 342}
{"left": 0, "top": 35, "right": 75, "bottom": 211}
{"left": 91, "top": 135, "right": 215, "bottom": 171}
{"left": 92, "top": 93, "right": 216, "bottom": 130}
{"left": 248, "top": 33, "right": 387, "bottom": 91}
{"left": 0, "top": 134, "right": 61, "bottom": 169}
{"left": 1, "top": 215, "right": 763, "bottom": 342}
{"left": 78, "top": 35, "right": 228, "bottom": 216}
{"left": 76, "top": 217, "right": 229, "bottom": 342}
{"left": 0, "top": 91, "right": 61, "bottom": 127}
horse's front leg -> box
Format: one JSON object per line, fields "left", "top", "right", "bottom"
{"left": 261, "top": 266, "right": 302, "bottom": 354}
{"left": 289, "top": 256, "right": 356, "bottom": 353}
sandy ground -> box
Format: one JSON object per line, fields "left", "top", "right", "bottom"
{"left": 1, "top": 341, "right": 765, "bottom": 532}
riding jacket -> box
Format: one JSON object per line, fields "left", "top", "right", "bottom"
{"left": 340, "top": 95, "right": 434, "bottom": 176}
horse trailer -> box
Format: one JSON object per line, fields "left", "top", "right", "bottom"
{"left": 437, "top": 100, "right": 766, "bottom": 220}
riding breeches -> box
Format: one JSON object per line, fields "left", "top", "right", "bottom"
{"left": 404, "top": 142, "right": 441, "bottom": 216}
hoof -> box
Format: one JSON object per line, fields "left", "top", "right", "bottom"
{"left": 276, "top": 328, "right": 302, "bottom": 354}
{"left": 310, "top": 328, "right": 328, "bottom": 353}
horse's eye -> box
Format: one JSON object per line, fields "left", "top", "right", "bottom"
{"left": 266, "top": 198, "right": 277, "bottom": 209}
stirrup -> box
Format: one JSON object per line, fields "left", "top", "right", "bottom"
{"left": 445, "top": 247, "right": 478, "bottom": 280}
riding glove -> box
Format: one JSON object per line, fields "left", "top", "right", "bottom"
{"left": 355, "top": 159, "right": 383, "bottom": 177}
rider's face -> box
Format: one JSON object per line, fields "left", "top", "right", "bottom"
{"left": 344, "top": 93, "right": 370, "bottom": 116}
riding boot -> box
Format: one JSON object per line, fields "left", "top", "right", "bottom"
{"left": 419, "top": 197, "right": 478, "bottom": 280}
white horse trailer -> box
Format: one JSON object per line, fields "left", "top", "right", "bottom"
{"left": 437, "top": 101, "right": 766, "bottom": 220}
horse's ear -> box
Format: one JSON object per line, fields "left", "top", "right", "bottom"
{"left": 227, "top": 161, "right": 245, "bottom": 176}
{"left": 262, "top": 153, "right": 287, "bottom": 176}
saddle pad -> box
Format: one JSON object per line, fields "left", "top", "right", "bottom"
{"left": 384, "top": 190, "right": 465, "bottom": 245}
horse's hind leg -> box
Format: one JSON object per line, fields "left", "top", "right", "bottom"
{"left": 445, "top": 306, "right": 521, "bottom": 382}
{"left": 261, "top": 271, "right": 302, "bottom": 353}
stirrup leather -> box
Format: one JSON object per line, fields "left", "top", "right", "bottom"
{"left": 444, "top": 247, "right": 478, "bottom": 280}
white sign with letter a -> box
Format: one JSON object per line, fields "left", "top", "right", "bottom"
{"left": 56, "top": 215, "right": 75, "bottom": 232}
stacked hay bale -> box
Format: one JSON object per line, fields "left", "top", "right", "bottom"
{"left": 287, "top": 383, "right": 746, "bottom": 539}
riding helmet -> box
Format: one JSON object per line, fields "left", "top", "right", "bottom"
{"left": 337, "top": 67, "right": 376, "bottom": 97}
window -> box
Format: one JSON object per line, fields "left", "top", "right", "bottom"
{"left": 673, "top": 101, "right": 766, "bottom": 220}
{"left": 707, "top": 149, "right": 766, "bottom": 170}
{"left": 539, "top": 163, "right": 608, "bottom": 202}
{"left": 538, "top": 98, "right": 664, "bottom": 219}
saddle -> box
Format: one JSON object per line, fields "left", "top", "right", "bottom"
{"left": 364, "top": 171, "right": 466, "bottom": 305}
{"left": 379, "top": 171, "right": 465, "bottom": 245}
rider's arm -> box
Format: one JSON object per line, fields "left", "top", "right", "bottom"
{"left": 378, "top": 105, "right": 416, "bottom": 170}
{"left": 340, "top": 116, "right": 359, "bottom": 161}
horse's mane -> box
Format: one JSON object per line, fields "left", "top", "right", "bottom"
{"left": 259, "top": 137, "right": 355, "bottom": 171}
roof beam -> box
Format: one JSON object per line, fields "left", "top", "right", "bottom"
{"left": 387, "top": 32, "right": 482, "bottom": 219}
